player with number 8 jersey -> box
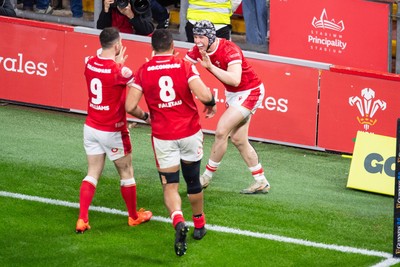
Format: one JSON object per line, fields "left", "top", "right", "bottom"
{"left": 126, "top": 29, "right": 216, "bottom": 256}
{"left": 132, "top": 49, "right": 206, "bottom": 140}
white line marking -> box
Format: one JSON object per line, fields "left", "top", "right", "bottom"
{"left": 1, "top": 190, "right": 399, "bottom": 266}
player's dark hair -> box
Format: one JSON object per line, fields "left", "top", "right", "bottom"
{"left": 99, "top": 27, "right": 120, "bottom": 49}
{"left": 151, "top": 29, "right": 173, "bottom": 52}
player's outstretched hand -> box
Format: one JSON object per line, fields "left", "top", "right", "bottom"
{"left": 203, "top": 105, "right": 216, "bottom": 118}
{"left": 116, "top": 46, "right": 128, "bottom": 64}
{"left": 197, "top": 49, "right": 212, "bottom": 70}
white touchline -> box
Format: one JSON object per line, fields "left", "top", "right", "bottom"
{"left": 1, "top": 190, "right": 399, "bottom": 266}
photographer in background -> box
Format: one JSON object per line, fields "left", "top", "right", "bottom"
{"left": 97, "top": 0, "right": 154, "bottom": 36}
{"left": 0, "top": 0, "right": 16, "bottom": 17}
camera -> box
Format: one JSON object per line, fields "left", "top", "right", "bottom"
{"left": 110, "top": 0, "right": 150, "bottom": 14}
{"left": 110, "top": 0, "right": 129, "bottom": 9}
{"left": 132, "top": 0, "right": 150, "bottom": 14}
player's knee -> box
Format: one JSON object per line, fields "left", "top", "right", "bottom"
{"left": 181, "top": 160, "right": 202, "bottom": 194}
{"left": 158, "top": 170, "right": 180, "bottom": 184}
{"left": 230, "top": 134, "right": 241, "bottom": 146}
{"left": 230, "top": 133, "right": 247, "bottom": 147}
{"left": 214, "top": 128, "right": 229, "bottom": 141}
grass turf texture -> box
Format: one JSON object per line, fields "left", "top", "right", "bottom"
{"left": 0, "top": 104, "right": 396, "bottom": 266}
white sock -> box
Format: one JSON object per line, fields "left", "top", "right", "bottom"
{"left": 204, "top": 159, "right": 220, "bottom": 178}
{"left": 249, "top": 164, "right": 269, "bottom": 184}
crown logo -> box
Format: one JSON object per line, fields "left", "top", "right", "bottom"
{"left": 312, "top": 9, "right": 345, "bottom": 32}
{"left": 349, "top": 88, "right": 386, "bottom": 130}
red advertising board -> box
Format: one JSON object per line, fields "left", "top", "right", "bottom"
{"left": 0, "top": 18, "right": 70, "bottom": 108}
{"left": 240, "top": 59, "right": 319, "bottom": 147}
{"left": 318, "top": 70, "right": 400, "bottom": 153}
{"left": 269, "top": 0, "right": 390, "bottom": 72}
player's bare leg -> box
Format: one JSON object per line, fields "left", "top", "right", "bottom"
{"left": 231, "top": 117, "right": 270, "bottom": 194}
{"left": 163, "top": 183, "right": 182, "bottom": 217}
{"left": 114, "top": 153, "right": 134, "bottom": 179}
{"left": 230, "top": 117, "right": 258, "bottom": 167}
{"left": 201, "top": 107, "right": 245, "bottom": 188}
{"left": 87, "top": 154, "right": 106, "bottom": 179}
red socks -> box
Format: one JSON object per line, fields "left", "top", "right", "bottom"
{"left": 78, "top": 181, "right": 96, "bottom": 223}
{"left": 193, "top": 213, "right": 206, "bottom": 229}
{"left": 121, "top": 185, "right": 138, "bottom": 219}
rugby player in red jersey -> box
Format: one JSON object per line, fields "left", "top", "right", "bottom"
{"left": 185, "top": 20, "right": 271, "bottom": 194}
{"left": 76, "top": 27, "right": 152, "bottom": 234}
{"left": 126, "top": 29, "right": 216, "bottom": 256}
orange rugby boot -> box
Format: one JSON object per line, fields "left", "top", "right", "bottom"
{"left": 75, "top": 219, "right": 91, "bottom": 234}
{"left": 128, "top": 208, "right": 153, "bottom": 226}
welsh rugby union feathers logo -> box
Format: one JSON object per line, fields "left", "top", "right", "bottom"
{"left": 349, "top": 88, "right": 386, "bottom": 130}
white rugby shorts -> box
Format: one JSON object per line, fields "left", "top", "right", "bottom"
{"left": 83, "top": 124, "right": 132, "bottom": 161}
{"left": 225, "top": 83, "right": 265, "bottom": 117}
{"left": 152, "top": 130, "right": 204, "bottom": 169}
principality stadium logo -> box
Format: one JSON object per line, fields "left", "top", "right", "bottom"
{"left": 309, "top": 9, "right": 347, "bottom": 53}
{"left": 349, "top": 88, "right": 386, "bottom": 131}
{"left": 312, "top": 9, "right": 345, "bottom": 32}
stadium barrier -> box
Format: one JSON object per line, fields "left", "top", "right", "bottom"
{"left": 1, "top": 16, "right": 400, "bottom": 154}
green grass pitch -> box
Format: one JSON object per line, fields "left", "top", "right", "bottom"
{"left": 0, "top": 103, "right": 398, "bottom": 266}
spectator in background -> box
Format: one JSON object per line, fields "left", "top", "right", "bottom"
{"left": 185, "top": 0, "right": 232, "bottom": 43}
{"left": 71, "top": 0, "right": 83, "bottom": 18}
{"left": 22, "top": 0, "right": 34, "bottom": 11}
{"left": 242, "top": 0, "right": 268, "bottom": 51}
{"left": 0, "top": 0, "right": 17, "bottom": 17}
{"left": 22, "top": 0, "right": 52, "bottom": 13}
{"left": 35, "top": 0, "right": 52, "bottom": 14}
{"left": 97, "top": 0, "right": 154, "bottom": 35}
{"left": 150, "top": 0, "right": 170, "bottom": 29}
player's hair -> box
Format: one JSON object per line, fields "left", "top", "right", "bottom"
{"left": 151, "top": 29, "right": 173, "bottom": 53}
{"left": 99, "top": 27, "right": 120, "bottom": 49}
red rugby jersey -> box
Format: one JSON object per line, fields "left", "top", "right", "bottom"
{"left": 132, "top": 54, "right": 202, "bottom": 140}
{"left": 84, "top": 55, "right": 133, "bottom": 132}
{"left": 185, "top": 38, "right": 262, "bottom": 92}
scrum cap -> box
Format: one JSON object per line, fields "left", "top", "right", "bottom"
{"left": 193, "top": 20, "right": 216, "bottom": 48}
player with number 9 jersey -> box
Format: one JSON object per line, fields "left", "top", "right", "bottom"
{"left": 132, "top": 55, "right": 202, "bottom": 140}
{"left": 85, "top": 54, "right": 134, "bottom": 132}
